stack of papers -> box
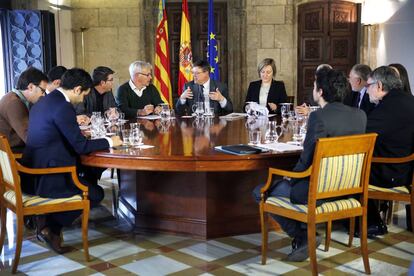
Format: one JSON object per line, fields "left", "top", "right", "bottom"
{"left": 219, "top": 113, "right": 248, "bottom": 120}
{"left": 249, "top": 142, "right": 303, "bottom": 152}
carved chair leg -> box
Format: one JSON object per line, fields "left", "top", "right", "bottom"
{"left": 12, "top": 214, "right": 24, "bottom": 274}
{"left": 82, "top": 205, "right": 90, "bottom": 262}
{"left": 260, "top": 205, "right": 268, "bottom": 265}
{"left": 348, "top": 217, "right": 355, "bottom": 247}
{"left": 360, "top": 215, "right": 371, "bottom": 274}
{"left": 324, "top": 220, "right": 331, "bottom": 252}
{"left": 0, "top": 206, "right": 7, "bottom": 254}
{"left": 308, "top": 222, "right": 318, "bottom": 276}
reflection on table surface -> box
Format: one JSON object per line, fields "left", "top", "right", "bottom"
{"left": 86, "top": 116, "right": 301, "bottom": 160}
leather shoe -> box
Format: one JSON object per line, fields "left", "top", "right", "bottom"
{"left": 284, "top": 234, "right": 322, "bottom": 262}
{"left": 37, "top": 227, "right": 71, "bottom": 254}
{"left": 354, "top": 220, "right": 388, "bottom": 239}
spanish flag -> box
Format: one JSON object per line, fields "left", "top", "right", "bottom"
{"left": 154, "top": 0, "right": 172, "bottom": 106}
{"left": 178, "top": 0, "right": 193, "bottom": 95}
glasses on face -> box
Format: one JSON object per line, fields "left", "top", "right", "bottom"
{"left": 137, "top": 72, "right": 152, "bottom": 77}
{"left": 192, "top": 70, "right": 207, "bottom": 76}
{"left": 365, "top": 81, "right": 377, "bottom": 88}
{"left": 37, "top": 86, "right": 46, "bottom": 95}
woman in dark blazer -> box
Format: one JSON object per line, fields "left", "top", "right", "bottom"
{"left": 244, "top": 58, "right": 287, "bottom": 114}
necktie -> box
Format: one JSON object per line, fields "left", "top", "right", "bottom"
{"left": 199, "top": 84, "right": 204, "bottom": 102}
{"left": 353, "top": 92, "right": 360, "bottom": 108}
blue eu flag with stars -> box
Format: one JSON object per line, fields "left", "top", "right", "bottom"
{"left": 207, "top": 0, "right": 219, "bottom": 81}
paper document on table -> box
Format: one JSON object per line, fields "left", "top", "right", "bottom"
{"left": 250, "top": 142, "right": 303, "bottom": 152}
{"left": 137, "top": 114, "right": 161, "bottom": 120}
{"left": 219, "top": 113, "right": 247, "bottom": 120}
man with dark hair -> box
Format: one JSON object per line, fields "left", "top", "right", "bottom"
{"left": 344, "top": 64, "right": 375, "bottom": 115}
{"left": 175, "top": 60, "right": 233, "bottom": 116}
{"left": 46, "top": 66, "right": 67, "bottom": 94}
{"left": 0, "top": 67, "right": 48, "bottom": 152}
{"left": 75, "top": 66, "right": 116, "bottom": 116}
{"left": 253, "top": 69, "right": 367, "bottom": 262}
{"left": 116, "top": 61, "right": 164, "bottom": 118}
{"left": 22, "top": 68, "right": 122, "bottom": 254}
{"left": 364, "top": 66, "right": 414, "bottom": 235}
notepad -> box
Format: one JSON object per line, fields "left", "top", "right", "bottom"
{"left": 215, "top": 144, "right": 268, "bottom": 155}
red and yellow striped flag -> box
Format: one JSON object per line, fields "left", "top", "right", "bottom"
{"left": 154, "top": 0, "right": 172, "bottom": 106}
{"left": 178, "top": 0, "right": 193, "bottom": 95}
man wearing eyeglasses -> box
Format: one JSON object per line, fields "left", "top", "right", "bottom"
{"left": 0, "top": 67, "right": 48, "bottom": 153}
{"left": 116, "top": 61, "right": 164, "bottom": 119}
{"left": 75, "top": 66, "right": 117, "bottom": 117}
{"left": 344, "top": 64, "right": 376, "bottom": 115}
{"left": 175, "top": 60, "right": 233, "bottom": 116}
{"left": 363, "top": 65, "right": 414, "bottom": 236}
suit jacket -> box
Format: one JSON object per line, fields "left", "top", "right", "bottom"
{"left": 22, "top": 90, "right": 110, "bottom": 198}
{"left": 366, "top": 89, "right": 414, "bottom": 188}
{"left": 116, "top": 82, "right": 164, "bottom": 119}
{"left": 0, "top": 92, "right": 28, "bottom": 151}
{"left": 290, "top": 102, "right": 367, "bottom": 204}
{"left": 175, "top": 80, "right": 233, "bottom": 116}
{"left": 244, "top": 80, "right": 287, "bottom": 114}
{"left": 343, "top": 89, "right": 375, "bottom": 115}
{"left": 75, "top": 87, "right": 116, "bottom": 116}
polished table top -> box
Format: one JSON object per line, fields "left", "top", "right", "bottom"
{"left": 81, "top": 116, "right": 301, "bottom": 171}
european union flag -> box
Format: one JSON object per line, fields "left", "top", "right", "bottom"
{"left": 207, "top": 0, "right": 219, "bottom": 81}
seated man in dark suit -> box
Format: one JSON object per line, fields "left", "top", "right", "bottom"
{"left": 75, "top": 66, "right": 116, "bottom": 116}
{"left": 22, "top": 68, "right": 122, "bottom": 254}
{"left": 253, "top": 68, "right": 367, "bottom": 262}
{"left": 175, "top": 60, "right": 233, "bottom": 116}
{"left": 344, "top": 64, "right": 376, "bottom": 115}
{"left": 116, "top": 61, "right": 164, "bottom": 119}
{"left": 365, "top": 66, "right": 414, "bottom": 235}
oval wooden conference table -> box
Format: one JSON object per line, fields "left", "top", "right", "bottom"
{"left": 81, "top": 116, "right": 301, "bottom": 239}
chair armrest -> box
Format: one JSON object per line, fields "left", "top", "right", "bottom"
{"left": 260, "top": 166, "right": 312, "bottom": 195}
{"left": 16, "top": 162, "right": 88, "bottom": 192}
{"left": 372, "top": 153, "right": 414, "bottom": 164}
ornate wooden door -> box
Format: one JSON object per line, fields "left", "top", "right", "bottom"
{"left": 166, "top": 2, "right": 228, "bottom": 101}
{"left": 297, "top": 1, "right": 358, "bottom": 104}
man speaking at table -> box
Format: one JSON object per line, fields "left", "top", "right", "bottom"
{"left": 22, "top": 68, "right": 122, "bottom": 254}
{"left": 175, "top": 60, "right": 233, "bottom": 116}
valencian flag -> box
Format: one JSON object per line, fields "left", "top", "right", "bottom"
{"left": 154, "top": 0, "right": 172, "bottom": 106}
{"left": 178, "top": 0, "right": 193, "bottom": 95}
{"left": 207, "top": 0, "right": 219, "bottom": 80}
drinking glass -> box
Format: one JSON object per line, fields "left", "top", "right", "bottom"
{"left": 192, "top": 102, "right": 204, "bottom": 118}
{"left": 121, "top": 129, "right": 130, "bottom": 145}
{"left": 249, "top": 130, "right": 262, "bottom": 145}
{"left": 264, "top": 121, "right": 278, "bottom": 143}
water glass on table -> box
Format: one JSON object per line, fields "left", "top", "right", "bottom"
{"left": 249, "top": 130, "right": 262, "bottom": 145}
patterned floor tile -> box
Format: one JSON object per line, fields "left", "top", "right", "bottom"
{"left": 378, "top": 241, "right": 414, "bottom": 261}
{"left": 178, "top": 240, "right": 243, "bottom": 262}
{"left": 1, "top": 240, "right": 48, "bottom": 261}
{"left": 88, "top": 240, "right": 145, "bottom": 261}
{"left": 226, "top": 255, "right": 297, "bottom": 275}
{"left": 120, "top": 255, "right": 190, "bottom": 275}
{"left": 231, "top": 231, "right": 285, "bottom": 246}
{"left": 17, "top": 255, "right": 85, "bottom": 275}
{"left": 335, "top": 257, "right": 408, "bottom": 275}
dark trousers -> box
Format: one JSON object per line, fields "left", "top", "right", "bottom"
{"left": 252, "top": 179, "right": 311, "bottom": 238}
{"left": 44, "top": 166, "right": 105, "bottom": 235}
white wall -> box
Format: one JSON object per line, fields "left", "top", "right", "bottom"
{"left": 374, "top": 0, "right": 414, "bottom": 93}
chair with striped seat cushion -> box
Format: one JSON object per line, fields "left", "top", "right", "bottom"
{"left": 368, "top": 153, "right": 414, "bottom": 231}
{"left": 259, "top": 133, "right": 377, "bottom": 276}
{"left": 0, "top": 135, "right": 91, "bottom": 274}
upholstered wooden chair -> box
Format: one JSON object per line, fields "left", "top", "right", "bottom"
{"left": 0, "top": 135, "right": 90, "bottom": 273}
{"left": 368, "top": 153, "right": 414, "bottom": 231}
{"left": 259, "top": 133, "right": 377, "bottom": 276}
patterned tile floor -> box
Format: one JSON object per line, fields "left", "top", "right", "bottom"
{"left": 1, "top": 170, "right": 413, "bottom": 275}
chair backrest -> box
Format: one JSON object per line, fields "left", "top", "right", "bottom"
{"left": 0, "top": 135, "right": 23, "bottom": 207}
{"left": 308, "top": 133, "right": 377, "bottom": 205}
